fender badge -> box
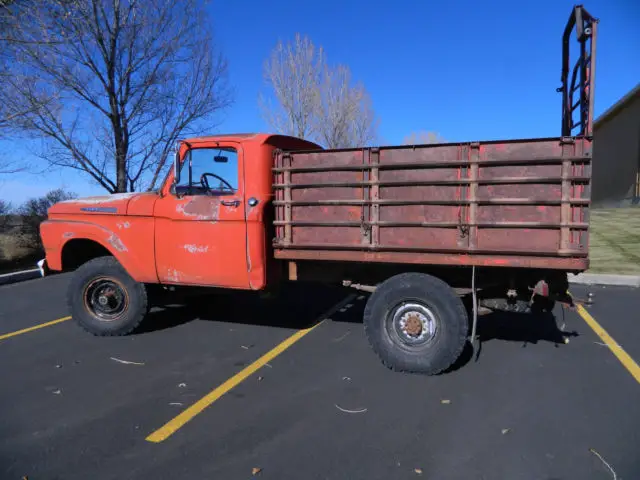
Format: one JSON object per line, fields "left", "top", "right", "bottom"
{"left": 80, "top": 207, "right": 118, "bottom": 213}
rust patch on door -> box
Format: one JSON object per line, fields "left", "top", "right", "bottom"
{"left": 177, "top": 197, "right": 220, "bottom": 221}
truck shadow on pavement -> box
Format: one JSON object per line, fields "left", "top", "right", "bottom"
{"left": 446, "top": 307, "right": 580, "bottom": 372}
{"left": 477, "top": 308, "right": 579, "bottom": 346}
{"left": 135, "top": 284, "right": 352, "bottom": 334}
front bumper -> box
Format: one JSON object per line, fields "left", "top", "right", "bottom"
{"left": 37, "top": 258, "right": 49, "bottom": 277}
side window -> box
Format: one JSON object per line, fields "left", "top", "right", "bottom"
{"left": 176, "top": 147, "right": 239, "bottom": 196}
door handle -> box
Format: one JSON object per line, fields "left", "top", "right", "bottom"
{"left": 220, "top": 199, "right": 240, "bottom": 207}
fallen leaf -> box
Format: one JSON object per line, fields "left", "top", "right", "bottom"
{"left": 52, "top": 389, "right": 61, "bottom": 395}
{"left": 110, "top": 357, "right": 145, "bottom": 366}
{"left": 335, "top": 404, "right": 367, "bottom": 414}
{"left": 178, "top": 383, "right": 187, "bottom": 388}
{"left": 414, "top": 468, "right": 423, "bottom": 474}
{"left": 589, "top": 448, "right": 618, "bottom": 480}
{"left": 342, "top": 376, "right": 351, "bottom": 381}
{"left": 251, "top": 467, "right": 262, "bottom": 475}
{"left": 257, "top": 376, "right": 264, "bottom": 381}
{"left": 55, "top": 364, "right": 62, "bottom": 369}
{"left": 441, "top": 399, "right": 451, "bottom": 404}
{"left": 332, "top": 331, "right": 351, "bottom": 342}
{"left": 501, "top": 428, "right": 510, "bottom": 435}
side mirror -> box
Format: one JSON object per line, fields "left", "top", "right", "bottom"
{"left": 173, "top": 149, "right": 181, "bottom": 184}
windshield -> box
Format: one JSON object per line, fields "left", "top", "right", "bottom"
{"left": 175, "top": 147, "right": 239, "bottom": 196}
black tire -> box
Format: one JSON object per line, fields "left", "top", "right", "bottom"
{"left": 67, "top": 256, "right": 148, "bottom": 336}
{"left": 363, "top": 272, "right": 468, "bottom": 375}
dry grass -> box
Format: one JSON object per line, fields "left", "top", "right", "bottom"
{"left": 0, "top": 233, "right": 35, "bottom": 262}
{"left": 0, "top": 233, "right": 40, "bottom": 274}
{"left": 589, "top": 207, "right": 640, "bottom": 274}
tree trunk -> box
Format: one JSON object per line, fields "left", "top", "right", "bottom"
{"left": 115, "top": 140, "right": 127, "bottom": 193}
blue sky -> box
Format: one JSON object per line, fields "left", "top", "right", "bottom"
{"left": 2, "top": 0, "right": 639, "bottom": 203}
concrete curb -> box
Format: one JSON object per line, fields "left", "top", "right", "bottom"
{"left": 0, "top": 268, "right": 41, "bottom": 286}
{"left": 568, "top": 273, "right": 640, "bottom": 287}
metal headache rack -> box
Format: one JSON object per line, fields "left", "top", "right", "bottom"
{"left": 559, "top": 4, "right": 598, "bottom": 138}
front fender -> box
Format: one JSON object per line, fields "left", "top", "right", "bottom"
{"left": 41, "top": 218, "right": 158, "bottom": 283}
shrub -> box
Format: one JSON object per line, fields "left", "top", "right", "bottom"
{"left": 18, "top": 189, "right": 76, "bottom": 250}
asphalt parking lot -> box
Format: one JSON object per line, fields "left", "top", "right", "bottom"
{"left": 0, "top": 274, "right": 638, "bottom": 480}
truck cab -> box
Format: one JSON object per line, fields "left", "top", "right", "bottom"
{"left": 41, "top": 133, "right": 320, "bottom": 291}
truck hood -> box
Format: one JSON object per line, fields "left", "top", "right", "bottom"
{"left": 48, "top": 192, "right": 154, "bottom": 216}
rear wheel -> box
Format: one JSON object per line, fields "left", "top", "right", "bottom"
{"left": 68, "top": 256, "right": 148, "bottom": 336}
{"left": 363, "top": 272, "right": 468, "bottom": 375}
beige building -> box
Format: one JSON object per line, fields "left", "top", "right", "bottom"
{"left": 591, "top": 83, "right": 640, "bottom": 206}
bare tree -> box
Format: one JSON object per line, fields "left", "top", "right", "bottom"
{"left": 0, "top": 0, "right": 20, "bottom": 133}
{"left": 315, "top": 65, "right": 378, "bottom": 148}
{"left": 0, "top": 199, "right": 10, "bottom": 216}
{"left": 0, "top": 199, "right": 11, "bottom": 233}
{"left": 402, "top": 131, "right": 446, "bottom": 145}
{"left": 261, "top": 34, "right": 378, "bottom": 148}
{"left": 0, "top": 159, "right": 26, "bottom": 175}
{"left": 2, "top": 0, "right": 232, "bottom": 193}
{"left": 260, "top": 34, "right": 324, "bottom": 140}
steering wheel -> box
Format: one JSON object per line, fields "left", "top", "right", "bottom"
{"left": 200, "top": 173, "right": 234, "bottom": 193}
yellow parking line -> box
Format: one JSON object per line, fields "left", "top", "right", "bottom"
{"left": 0, "top": 316, "right": 72, "bottom": 341}
{"left": 147, "top": 294, "right": 357, "bottom": 443}
{"left": 146, "top": 323, "right": 322, "bottom": 443}
{"left": 575, "top": 303, "right": 640, "bottom": 384}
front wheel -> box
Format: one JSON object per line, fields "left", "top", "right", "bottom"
{"left": 363, "top": 273, "right": 468, "bottom": 375}
{"left": 68, "top": 256, "right": 148, "bottom": 336}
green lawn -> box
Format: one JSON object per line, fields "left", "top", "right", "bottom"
{"left": 588, "top": 207, "right": 640, "bottom": 274}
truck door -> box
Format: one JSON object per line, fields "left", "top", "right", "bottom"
{"left": 154, "top": 143, "right": 250, "bottom": 288}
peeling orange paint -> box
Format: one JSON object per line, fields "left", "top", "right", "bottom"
{"left": 183, "top": 244, "right": 209, "bottom": 254}
{"left": 108, "top": 233, "right": 127, "bottom": 252}
{"left": 167, "top": 269, "right": 183, "bottom": 282}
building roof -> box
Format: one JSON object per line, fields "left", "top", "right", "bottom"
{"left": 594, "top": 82, "right": 640, "bottom": 128}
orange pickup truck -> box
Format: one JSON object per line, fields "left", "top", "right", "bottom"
{"left": 39, "top": 5, "right": 597, "bottom": 374}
